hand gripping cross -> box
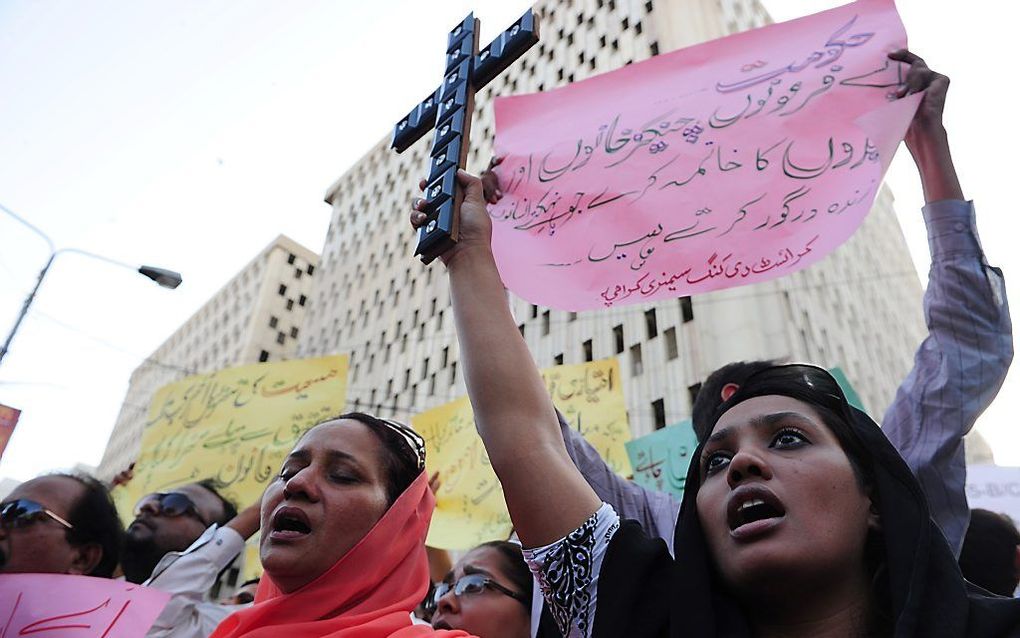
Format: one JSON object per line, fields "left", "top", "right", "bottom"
{"left": 390, "top": 10, "right": 540, "bottom": 264}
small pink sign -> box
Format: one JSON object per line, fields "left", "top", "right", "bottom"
{"left": 0, "top": 404, "right": 19, "bottom": 461}
{"left": 491, "top": 0, "right": 921, "bottom": 310}
{"left": 0, "top": 574, "right": 169, "bottom": 638}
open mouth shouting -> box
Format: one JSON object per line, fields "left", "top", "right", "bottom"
{"left": 269, "top": 506, "right": 313, "bottom": 542}
{"left": 727, "top": 485, "right": 786, "bottom": 541}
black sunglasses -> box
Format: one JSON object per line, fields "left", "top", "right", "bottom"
{"left": 134, "top": 492, "right": 209, "bottom": 527}
{"left": 0, "top": 498, "right": 74, "bottom": 530}
{"left": 426, "top": 573, "right": 529, "bottom": 613}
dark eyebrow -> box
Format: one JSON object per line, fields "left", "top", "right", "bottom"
{"left": 286, "top": 448, "right": 361, "bottom": 465}
{"left": 462, "top": 565, "right": 493, "bottom": 578}
{"left": 706, "top": 411, "right": 817, "bottom": 445}
{"left": 284, "top": 449, "right": 311, "bottom": 464}
{"left": 325, "top": 449, "right": 362, "bottom": 469}
{"left": 706, "top": 426, "right": 732, "bottom": 445}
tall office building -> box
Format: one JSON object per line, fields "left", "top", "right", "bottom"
{"left": 296, "top": 0, "right": 927, "bottom": 438}
{"left": 96, "top": 235, "right": 319, "bottom": 480}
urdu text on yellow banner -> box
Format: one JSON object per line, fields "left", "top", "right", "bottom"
{"left": 114, "top": 356, "right": 348, "bottom": 526}
{"left": 414, "top": 357, "right": 629, "bottom": 549}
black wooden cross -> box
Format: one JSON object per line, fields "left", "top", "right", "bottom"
{"left": 391, "top": 9, "right": 540, "bottom": 264}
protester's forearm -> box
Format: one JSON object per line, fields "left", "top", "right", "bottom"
{"left": 448, "top": 247, "right": 561, "bottom": 457}
{"left": 226, "top": 503, "right": 261, "bottom": 539}
{"left": 447, "top": 245, "right": 602, "bottom": 545}
{"left": 883, "top": 201, "right": 1012, "bottom": 554}
{"left": 909, "top": 126, "right": 964, "bottom": 203}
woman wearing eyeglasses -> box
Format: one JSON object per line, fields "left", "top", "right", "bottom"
{"left": 427, "top": 541, "right": 533, "bottom": 638}
{"left": 411, "top": 51, "right": 1020, "bottom": 637}
{"left": 209, "top": 412, "right": 478, "bottom": 638}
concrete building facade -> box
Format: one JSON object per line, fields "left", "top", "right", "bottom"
{"left": 296, "top": 0, "right": 927, "bottom": 440}
{"left": 96, "top": 235, "right": 319, "bottom": 481}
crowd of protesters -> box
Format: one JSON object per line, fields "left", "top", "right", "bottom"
{"left": 3, "top": 51, "right": 1020, "bottom": 638}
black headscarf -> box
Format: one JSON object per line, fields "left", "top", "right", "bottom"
{"left": 595, "top": 365, "right": 1020, "bottom": 638}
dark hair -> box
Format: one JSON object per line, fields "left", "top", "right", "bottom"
{"left": 692, "top": 360, "right": 780, "bottom": 442}
{"left": 959, "top": 509, "right": 1020, "bottom": 596}
{"left": 309, "top": 412, "right": 422, "bottom": 505}
{"left": 57, "top": 472, "right": 125, "bottom": 578}
{"left": 475, "top": 540, "right": 533, "bottom": 600}
{"left": 196, "top": 479, "right": 238, "bottom": 525}
{"left": 702, "top": 364, "right": 889, "bottom": 628}
{"left": 707, "top": 364, "right": 876, "bottom": 491}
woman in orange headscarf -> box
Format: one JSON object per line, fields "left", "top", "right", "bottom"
{"left": 210, "top": 413, "right": 474, "bottom": 638}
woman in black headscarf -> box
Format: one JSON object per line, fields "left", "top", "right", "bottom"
{"left": 592, "top": 364, "right": 1020, "bottom": 637}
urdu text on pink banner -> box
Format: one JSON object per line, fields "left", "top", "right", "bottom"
{"left": 0, "top": 574, "right": 170, "bottom": 638}
{"left": 491, "top": 0, "right": 921, "bottom": 311}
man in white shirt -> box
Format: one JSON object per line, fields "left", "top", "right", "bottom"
{"left": 122, "top": 480, "right": 260, "bottom": 638}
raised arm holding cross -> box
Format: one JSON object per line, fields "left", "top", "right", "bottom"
{"left": 390, "top": 9, "right": 539, "bottom": 264}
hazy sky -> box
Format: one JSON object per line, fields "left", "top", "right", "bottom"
{"left": 1, "top": 0, "right": 1017, "bottom": 483}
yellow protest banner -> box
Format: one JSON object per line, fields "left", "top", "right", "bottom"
{"left": 116, "top": 356, "right": 349, "bottom": 535}
{"left": 242, "top": 540, "right": 262, "bottom": 582}
{"left": 413, "top": 357, "right": 629, "bottom": 549}
{"left": 541, "top": 358, "right": 631, "bottom": 476}
{"left": 414, "top": 396, "right": 511, "bottom": 549}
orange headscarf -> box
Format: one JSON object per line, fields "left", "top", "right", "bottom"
{"left": 210, "top": 471, "right": 473, "bottom": 638}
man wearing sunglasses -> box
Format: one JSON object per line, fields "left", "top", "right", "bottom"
{"left": 0, "top": 472, "right": 123, "bottom": 577}
{"left": 120, "top": 478, "right": 260, "bottom": 638}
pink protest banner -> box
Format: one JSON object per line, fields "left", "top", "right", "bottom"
{"left": 0, "top": 574, "right": 170, "bottom": 638}
{"left": 491, "top": 0, "right": 922, "bottom": 311}
{"left": 0, "top": 403, "right": 19, "bottom": 460}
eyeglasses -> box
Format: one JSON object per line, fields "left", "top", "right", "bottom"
{"left": 0, "top": 498, "right": 74, "bottom": 530}
{"left": 425, "top": 573, "right": 529, "bottom": 613}
{"left": 134, "top": 492, "right": 209, "bottom": 527}
{"left": 380, "top": 419, "right": 427, "bottom": 472}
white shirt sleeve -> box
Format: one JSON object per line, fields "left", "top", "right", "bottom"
{"left": 522, "top": 503, "right": 620, "bottom": 638}
{"left": 143, "top": 524, "right": 246, "bottom": 638}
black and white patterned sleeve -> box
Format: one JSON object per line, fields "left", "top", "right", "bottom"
{"left": 522, "top": 503, "right": 620, "bottom": 638}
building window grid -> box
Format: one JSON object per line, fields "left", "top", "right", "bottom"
{"left": 630, "top": 343, "right": 643, "bottom": 376}
{"left": 613, "top": 325, "right": 625, "bottom": 354}
{"left": 664, "top": 327, "right": 678, "bottom": 360}
{"left": 680, "top": 297, "right": 694, "bottom": 323}
{"left": 652, "top": 398, "right": 666, "bottom": 430}
{"left": 645, "top": 309, "right": 658, "bottom": 339}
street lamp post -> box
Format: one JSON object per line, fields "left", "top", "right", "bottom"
{"left": 0, "top": 203, "right": 182, "bottom": 367}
